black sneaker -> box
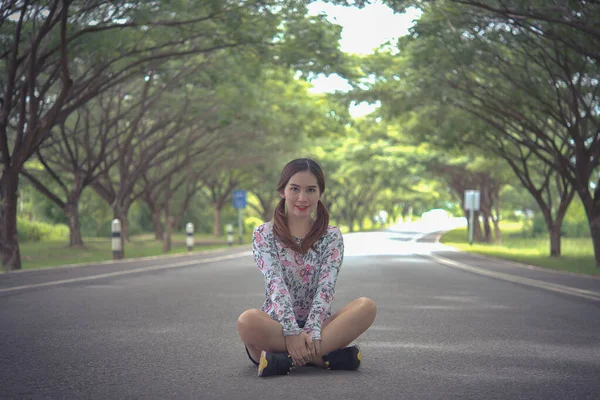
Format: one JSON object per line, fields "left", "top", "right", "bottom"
{"left": 322, "top": 345, "right": 362, "bottom": 370}
{"left": 257, "top": 351, "right": 294, "bottom": 377}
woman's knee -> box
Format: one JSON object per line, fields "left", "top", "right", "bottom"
{"left": 237, "top": 308, "right": 263, "bottom": 330}
{"left": 237, "top": 309, "right": 261, "bottom": 344}
{"left": 356, "top": 297, "right": 377, "bottom": 318}
{"left": 237, "top": 309, "right": 285, "bottom": 350}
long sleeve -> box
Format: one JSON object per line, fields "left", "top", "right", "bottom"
{"left": 303, "top": 228, "right": 344, "bottom": 341}
{"left": 252, "top": 226, "right": 303, "bottom": 336}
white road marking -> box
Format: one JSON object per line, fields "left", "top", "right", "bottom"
{"left": 1, "top": 246, "right": 249, "bottom": 274}
{"left": 426, "top": 254, "right": 600, "bottom": 302}
{"left": 0, "top": 252, "right": 252, "bottom": 294}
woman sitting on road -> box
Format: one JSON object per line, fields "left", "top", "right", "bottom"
{"left": 237, "top": 158, "right": 377, "bottom": 377}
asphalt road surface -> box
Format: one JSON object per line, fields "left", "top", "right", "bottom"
{"left": 2, "top": 222, "right": 599, "bottom": 399}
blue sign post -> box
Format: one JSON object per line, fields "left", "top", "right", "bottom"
{"left": 232, "top": 190, "right": 247, "bottom": 209}
{"left": 232, "top": 190, "right": 247, "bottom": 244}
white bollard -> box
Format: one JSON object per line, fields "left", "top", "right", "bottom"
{"left": 227, "top": 224, "right": 233, "bottom": 246}
{"left": 186, "top": 222, "right": 194, "bottom": 251}
{"left": 112, "top": 219, "right": 122, "bottom": 260}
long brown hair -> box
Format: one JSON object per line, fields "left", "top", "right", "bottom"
{"left": 273, "top": 158, "right": 330, "bottom": 254}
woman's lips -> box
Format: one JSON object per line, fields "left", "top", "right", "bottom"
{"left": 296, "top": 206, "right": 308, "bottom": 211}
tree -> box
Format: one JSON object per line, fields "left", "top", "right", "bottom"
{"left": 352, "top": 3, "right": 590, "bottom": 257}
{"left": 91, "top": 76, "right": 223, "bottom": 252}
{"left": 443, "top": 0, "right": 600, "bottom": 63}
{"left": 406, "top": 4, "right": 592, "bottom": 257}
{"left": 20, "top": 88, "right": 124, "bottom": 247}
{"left": 1, "top": 0, "right": 288, "bottom": 269}
{"left": 312, "top": 119, "right": 428, "bottom": 231}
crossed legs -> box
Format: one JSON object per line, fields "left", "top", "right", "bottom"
{"left": 237, "top": 297, "right": 377, "bottom": 368}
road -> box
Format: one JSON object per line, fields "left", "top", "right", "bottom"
{"left": 1, "top": 222, "right": 599, "bottom": 399}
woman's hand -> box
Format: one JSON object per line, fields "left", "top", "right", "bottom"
{"left": 285, "top": 332, "right": 313, "bottom": 366}
{"left": 310, "top": 339, "right": 322, "bottom": 358}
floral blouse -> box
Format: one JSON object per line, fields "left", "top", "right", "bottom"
{"left": 252, "top": 221, "right": 344, "bottom": 341}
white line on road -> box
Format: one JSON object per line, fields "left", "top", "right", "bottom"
{"left": 409, "top": 233, "right": 426, "bottom": 242}
{"left": 0, "top": 252, "right": 252, "bottom": 294}
{"left": 426, "top": 254, "right": 600, "bottom": 302}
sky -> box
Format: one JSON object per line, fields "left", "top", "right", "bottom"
{"left": 306, "top": 1, "right": 422, "bottom": 117}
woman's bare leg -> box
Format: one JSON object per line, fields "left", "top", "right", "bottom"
{"left": 237, "top": 297, "right": 377, "bottom": 366}
{"left": 237, "top": 297, "right": 377, "bottom": 367}
{"left": 309, "top": 297, "right": 377, "bottom": 367}
{"left": 237, "top": 309, "right": 288, "bottom": 363}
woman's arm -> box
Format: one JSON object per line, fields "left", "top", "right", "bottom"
{"left": 253, "top": 225, "right": 303, "bottom": 336}
{"left": 303, "top": 227, "right": 344, "bottom": 341}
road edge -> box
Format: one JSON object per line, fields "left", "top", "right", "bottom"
{"left": 431, "top": 232, "right": 600, "bottom": 280}
{"left": 424, "top": 253, "right": 600, "bottom": 302}
{"left": 1, "top": 245, "right": 252, "bottom": 275}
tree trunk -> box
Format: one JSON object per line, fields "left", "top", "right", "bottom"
{"left": 64, "top": 201, "right": 84, "bottom": 248}
{"left": 163, "top": 215, "right": 173, "bottom": 253}
{"left": 492, "top": 197, "right": 502, "bottom": 245}
{"left": 213, "top": 204, "right": 222, "bottom": 237}
{"left": 483, "top": 214, "right": 492, "bottom": 242}
{"left": 549, "top": 226, "right": 561, "bottom": 257}
{"left": 262, "top": 200, "right": 275, "bottom": 223}
{"left": 401, "top": 203, "right": 410, "bottom": 222}
{"left": 0, "top": 172, "right": 22, "bottom": 270}
{"left": 262, "top": 209, "right": 271, "bottom": 223}
{"left": 541, "top": 194, "right": 570, "bottom": 257}
{"left": 578, "top": 192, "right": 600, "bottom": 267}
{"left": 492, "top": 218, "right": 502, "bottom": 245}
{"left": 545, "top": 212, "right": 567, "bottom": 257}
{"left": 474, "top": 211, "right": 483, "bottom": 242}
{"left": 152, "top": 207, "right": 163, "bottom": 240}
{"left": 591, "top": 217, "right": 600, "bottom": 267}
{"left": 113, "top": 209, "right": 129, "bottom": 258}
{"left": 121, "top": 217, "right": 129, "bottom": 244}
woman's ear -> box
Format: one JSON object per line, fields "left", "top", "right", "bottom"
{"left": 279, "top": 191, "right": 285, "bottom": 199}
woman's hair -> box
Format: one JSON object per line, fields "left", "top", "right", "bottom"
{"left": 273, "top": 158, "right": 330, "bottom": 254}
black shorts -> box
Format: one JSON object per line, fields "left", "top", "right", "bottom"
{"left": 245, "top": 320, "right": 306, "bottom": 366}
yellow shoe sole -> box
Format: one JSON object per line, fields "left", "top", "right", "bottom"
{"left": 257, "top": 351, "right": 269, "bottom": 377}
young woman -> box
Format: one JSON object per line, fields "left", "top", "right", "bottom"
{"left": 237, "top": 158, "right": 377, "bottom": 377}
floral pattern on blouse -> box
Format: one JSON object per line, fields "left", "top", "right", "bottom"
{"left": 252, "top": 221, "right": 344, "bottom": 341}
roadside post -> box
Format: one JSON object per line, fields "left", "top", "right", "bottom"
{"left": 112, "top": 219, "right": 122, "bottom": 260}
{"left": 232, "top": 190, "right": 247, "bottom": 244}
{"left": 186, "top": 223, "right": 194, "bottom": 252}
{"left": 464, "top": 190, "right": 481, "bottom": 245}
{"left": 227, "top": 224, "right": 234, "bottom": 246}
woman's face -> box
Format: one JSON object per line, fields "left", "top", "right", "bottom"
{"left": 282, "top": 171, "right": 321, "bottom": 220}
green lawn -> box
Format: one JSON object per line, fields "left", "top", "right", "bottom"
{"left": 16, "top": 223, "right": 599, "bottom": 276}
{"left": 440, "top": 224, "right": 599, "bottom": 276}
{"left": 18, "top": 233, "right": 251, "bottom": 271}
{"left": 14, "top": 223, "right": 384, "bottom": 272}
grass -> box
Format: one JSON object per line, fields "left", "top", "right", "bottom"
{"left": 18, "top": 221, "right": 598, "bottom": 276}
{"left": 18, "top": 232, "right": 253, "bottom": 271}
{"left": 15, "top": 220, "right": 384, "bottom": 271}
{"left": 440, "top": 223, "right": 599, "bottom": 276}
